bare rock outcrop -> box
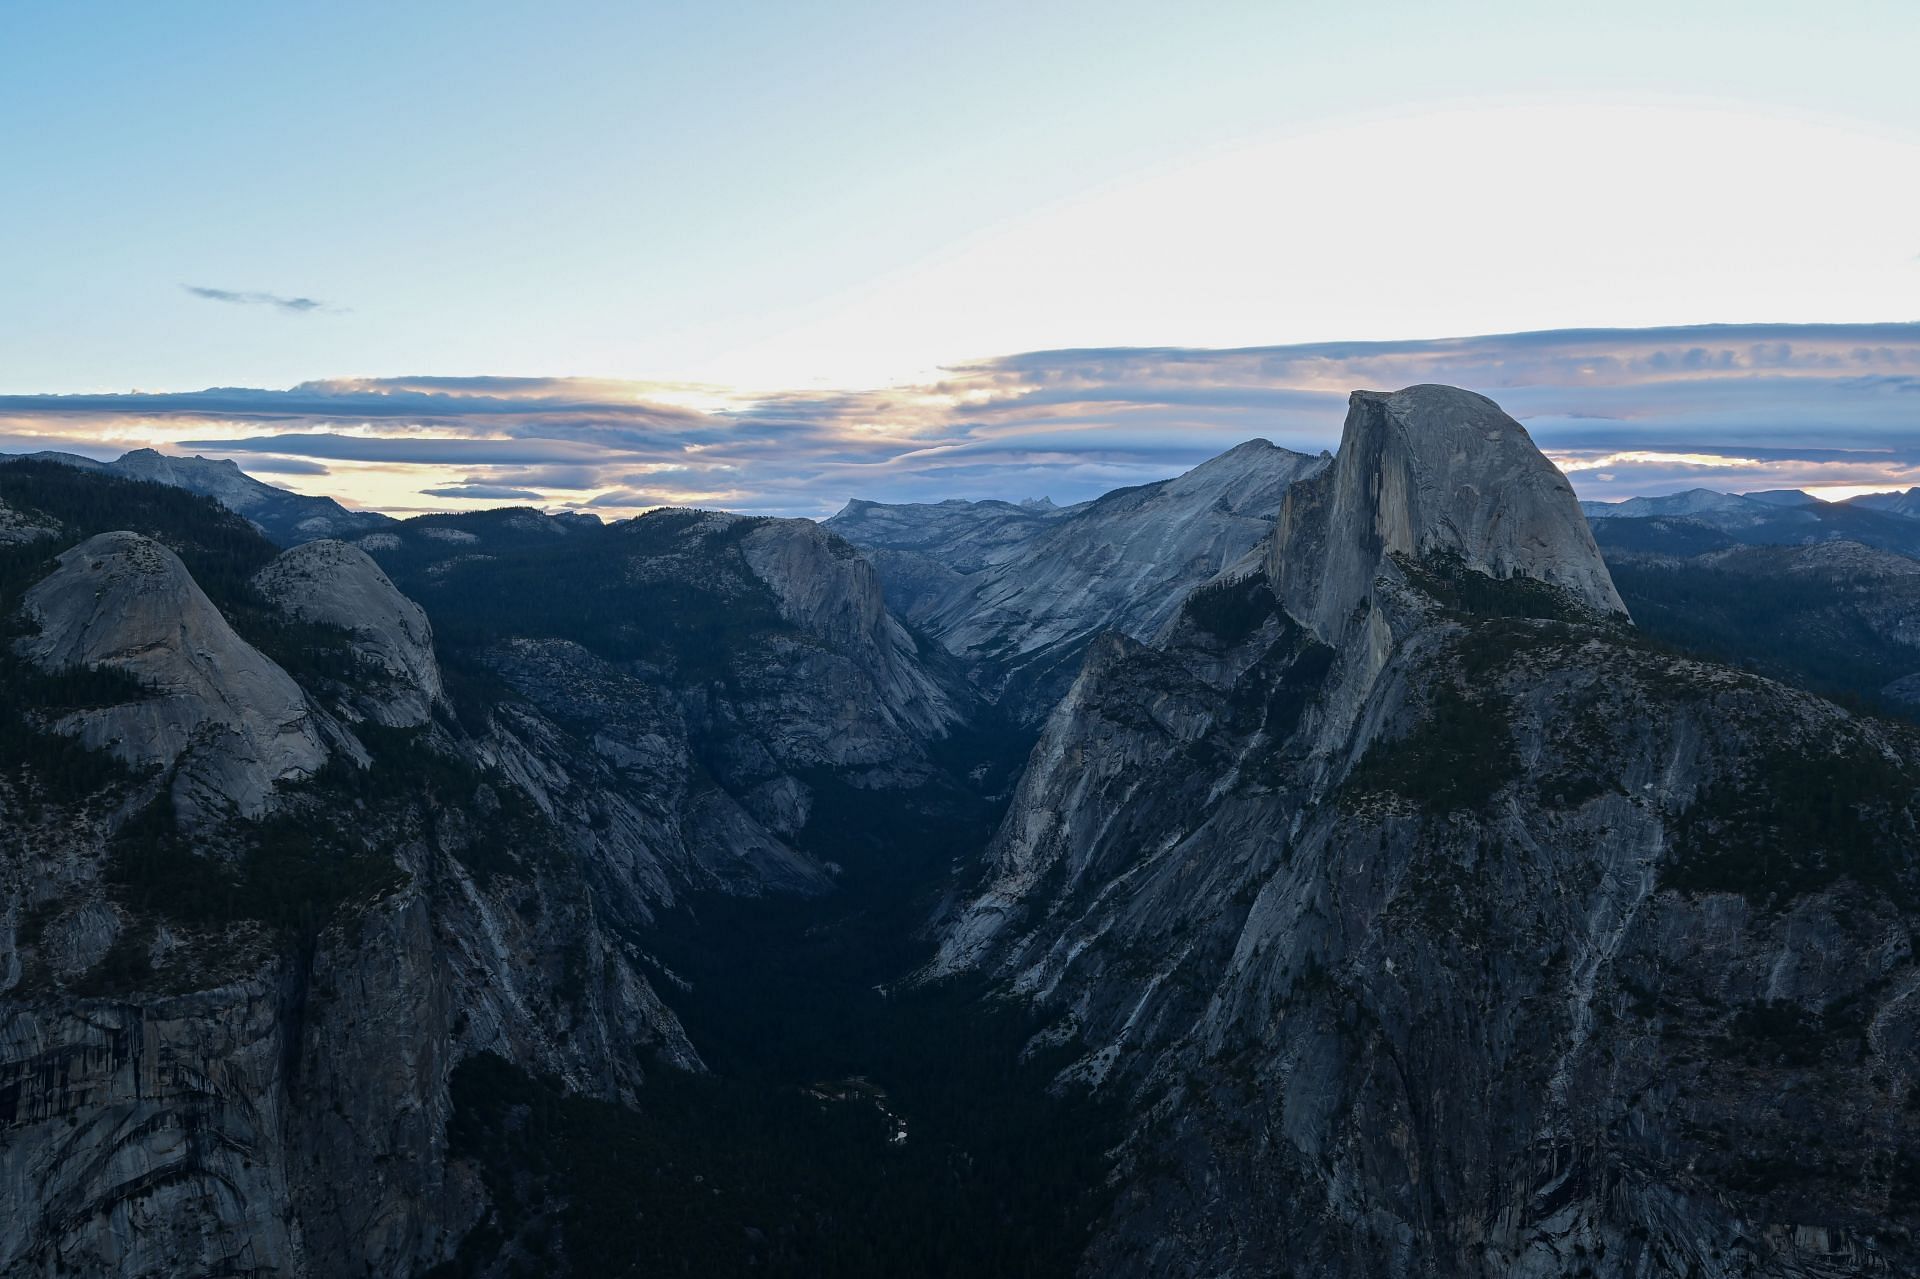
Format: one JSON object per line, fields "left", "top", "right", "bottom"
{"left": 1268, "top": 385, "right": 1625, "bottom": 648}
{"left": 16, "top": 531, "right": 326, "bottom": 821}
{"left": 929, "top": 386, "right": 1920, "bottom": 1278}
{"left": 832, "top": 439, "right": 1328, "bottom": 719}
{"left": 254, "top": 538, "right": 443, "bottom": 727}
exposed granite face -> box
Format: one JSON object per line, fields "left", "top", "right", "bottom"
{"left": 0, "top": 982, "right": 301, "bottom": 1277}
{"left": 254, "top": 539, "right": 444, "bottom": 727}
{"left": 738, "top": 515, "right": 962, "bottom": 748}
{"left": 0, "top": 811, "right": 702, "bottom": 1279}
{"left": 831, "top": 440, "right": 1328, "bottom": 720}
{"left": 478, "top": 635, "right": 833, "bottom": 903}
{"left": 1267, "top": 385, "right": 1625, "bottom": 649}
{"left": 16, "top": 531, "right": 328, "bottom": 824}
{"left": 0, "top": 506, "right": 710, "bottom": 1278}
{"left": 930, "top": 386, "right": 1920, "bottom": 1277}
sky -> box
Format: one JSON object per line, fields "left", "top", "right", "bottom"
{"left": 2, "top": 2, "right": 1917, "bottom": 516}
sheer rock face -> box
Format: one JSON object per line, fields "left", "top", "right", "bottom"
{"left": 0, "top": 536, "right": 703, "bottom": 1278}
{"left": 739, "top": 517, "right": 960, "bottom": 745}
{"left": 0, "top": 829, "right": 703, "bottom": 1279}
{"left": 480, "top": 635, "right": 833, "bottom": 902}
{"left": 1268, "top": 385, "right": 1625, "bottom": 649}
{"left": 254, "top": 538, "right": 444, "bottom": 727}
{"left": 931, "top": 386, "right": 1920, "bottom": 1278}
{"left": 16, "top": 531, "right": 327, "bottom": 822}
{"left": 0, "top": 985, "right": 302, "bottom": 1277}
{"left": 0, "top": 483, "right": 968, "bottom": 1278}
{"left": 831, "top": 440, "right": 1328, "bottom": 720}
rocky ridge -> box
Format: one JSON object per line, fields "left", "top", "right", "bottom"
{"left": 1, "top": 448, "right": 392, "bottom": 546}
{"left": 253, "top": 538, "right": 444, "bottom": 728}
{"left": 928, "top": 385, "right": 1920, "bottom": 1277}
{"left": 830, "top": 439, "right": 1327, "bottom": 719}
{"left": 18, "top": 531, "right": 329, "bottom": 823}
{"left": 0, "top": 469, "right": 978, "bottom": 1277}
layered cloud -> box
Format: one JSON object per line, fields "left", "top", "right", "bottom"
{"left": 3, "top": 323, "right": 1918, "bottom": 517}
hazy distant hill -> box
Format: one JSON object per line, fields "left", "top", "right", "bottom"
{"left": 0, "top": 447, "right": 391, "bottom": 545}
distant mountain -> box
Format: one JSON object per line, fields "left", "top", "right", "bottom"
{"left": 828, "top": 439, "right": 1328, "bottom": 718}
{"left": 1847, "top": 485, "right": 1920, "bottom": 518}
{"left": 1743, "top": 487, "right": 1820, "bottom": 507}
{"left": 1580, "top": 486, "right": 1780, "bottom": 521}
{"left": 1584, "top": 485, "right": 1920, "bottom": 558}
{"left": 827, "top": 495, "right": 1082, "bottom": 574}
{"left": 0, "top": 447, "right": 392, "bottom": 545}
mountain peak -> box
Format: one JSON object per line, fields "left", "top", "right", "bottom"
{"left": 1267, "top": 384, "right": 1624, "bottom": 641}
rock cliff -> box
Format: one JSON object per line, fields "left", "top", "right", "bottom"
{"left": 832, "top": 440, "right": 1327, "bottom": 719}
{"left": 254, "top": 538, "right": 443, "bottom": 727}
{"left": 17, "top": 531, "right": 329, "bottom": 823}
{"left": 929, "top": 385, "right": 1920, "bottom": 1277}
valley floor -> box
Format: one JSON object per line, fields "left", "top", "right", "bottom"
{"left": 433, "top": 720, "right": 1123, "bottom": 1278}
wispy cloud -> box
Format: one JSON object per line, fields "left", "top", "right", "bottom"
{"left": 182, "top": 285, "right": 328, "bottom": 313}
{"left": 4, "top": 323, "right": 1920, "bottom": 516}
{"left": 419, "top": 483, "right": 545, "bottom": 501}
{"left": 225, "top": 456, "right": 331, "bottom": 476}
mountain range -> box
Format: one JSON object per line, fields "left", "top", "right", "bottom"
{"left": 0, "top": 447, "right": 392, "bottom": 546}
{"left": 1, "top": 389, "right": 1916, "bottom": 1277}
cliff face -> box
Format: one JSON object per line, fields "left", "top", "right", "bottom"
{"left": 930, "top": 386, "right": 1920, "bottom": 1277}
{"left": 0, "top": 475, "right": 976, "bottom": 1277}
{"left": 18, "top": 531, "right": 329, "bottom": 824}
{"left": 831, "top": 440, "right": 1328, "bottom": 720}
{"left": 1267, "top": 385, "right": 1624, "bottom": 647}
{"left": 254, "top": 538, "right": 444, "bottom": 728}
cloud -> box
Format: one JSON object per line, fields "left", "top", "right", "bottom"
{"left": 419, "top": 483, "right": 546, "bottom": 500}
{"left": 475, "top": 465, "right": 606, "bottom": 490}
{"left": 6, "top": 322, "right": 1920, "bottom": 516}
{"left": 183, "top": 285, "right": 328, "bottom": 313}
{"left": 175, "top": 434, "right": 621, "bottom": 466}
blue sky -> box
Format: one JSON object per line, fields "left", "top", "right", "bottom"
{"left": 2, "top": 2, "right": 1917, "bottom": 513}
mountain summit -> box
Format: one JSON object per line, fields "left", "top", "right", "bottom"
{"left": 830, "top": 437, "right": 1327, "bottom": 718}
{"left": 1269, "top": 385, "right": 1624, "bottom": 646}
{"left": 927, "top": 384, "right": 1920, "bottom": 1277}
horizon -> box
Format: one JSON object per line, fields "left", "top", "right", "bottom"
{"left": 5, "top": 321, "right": 1920, "bottom": 517}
